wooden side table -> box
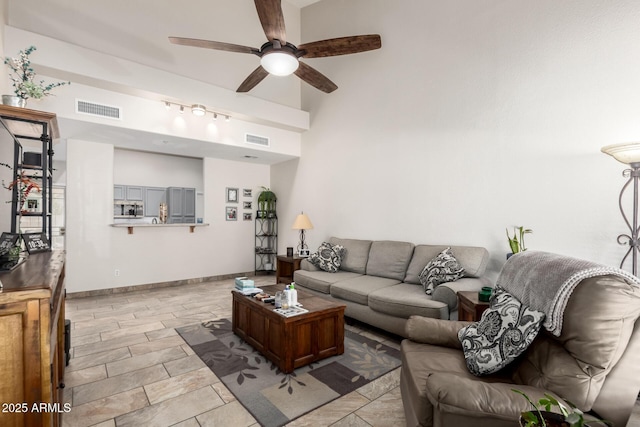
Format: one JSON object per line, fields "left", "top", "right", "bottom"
{"left": 276, "top": 255, "right": 302, "bottom": 284}
{"left": 457, "top": 291, "right": 490, "bottom": 321}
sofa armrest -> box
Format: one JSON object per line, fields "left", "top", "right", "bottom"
{"left": 432, "top": 277, "right": 491, "bottom": 311}
{"left": 404, "top": 315, "right": 471, "bottom": 349}
{"left": 425, "top": 373, "right": 568, "bottom": 422}
{"left": 300, "top": 259, "right": 320, "bottom": 271}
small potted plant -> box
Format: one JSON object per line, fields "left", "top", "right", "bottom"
{"left": 3, "top": 45, "right": 69, "bottom": 107}
{"left": 507, "top": 225, "right": 533, "bottom": 259}
{"left": 257, "top": 186, "right": 277, "bottom": 217}
{"left": 512, "top": 389, "right": 610, "bottom": 427}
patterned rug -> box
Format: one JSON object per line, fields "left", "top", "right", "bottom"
{"left": 176, "top": 318, "right": 401, "bottom": 427}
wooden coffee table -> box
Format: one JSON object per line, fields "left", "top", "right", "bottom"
{"left": 232, "top": 285, "right": 346, "bottom": 373}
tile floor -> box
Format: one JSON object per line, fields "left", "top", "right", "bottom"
{"left": 62, "top": 276, "right": 640, "bottom": 427}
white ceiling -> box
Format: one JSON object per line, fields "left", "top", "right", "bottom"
{"left": 6, "top": 0, "right": 324, "bottom": 164}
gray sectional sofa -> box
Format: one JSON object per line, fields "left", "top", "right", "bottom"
{"left": 293, "top": 237, "right": 491, "bottom": 337}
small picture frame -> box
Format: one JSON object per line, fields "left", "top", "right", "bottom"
{"left": 226, "top": 187, "right": 239, "bottom": 203}
{"left": 226, "top": 206, "right": 237, "bottom": 221}
{"left": 243, "top": 201, "right": 252, "bottom": 209}
{"left": 286, "top": 247, "right": 294, "bottom": 257}
{"left": 22, "top": 232, "right": 50, "bottom": 254}
{"left": 299, "top": 249, "right": 310, "bottom": 258}
{"left": 0, "top": 232, "right": 19, "bottom": 252}
{"left": 243, "top": 189, "right": 252, "bottom": 197}
{"left": 243, "top": 213, "right": 252, "bottom": 221}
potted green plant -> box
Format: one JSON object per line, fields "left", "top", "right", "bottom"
{"left": 257, "top": 186, "right": 277, "bottom": 217}
{"left": 512, "top": 389, "right": 610, "bottom": 427}
{"left": 506, "top": 226, "right": 533, "bottom": 259}
{"left": 3, "top": 46, "right": 69, "bottom": 107}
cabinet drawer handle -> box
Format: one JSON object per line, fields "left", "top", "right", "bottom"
{"left": 58, "top": 382, "right": 65, "bottom": 389}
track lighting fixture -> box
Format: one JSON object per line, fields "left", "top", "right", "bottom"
{"left": 162, "top": 100, "right": 230, "bottom": 121}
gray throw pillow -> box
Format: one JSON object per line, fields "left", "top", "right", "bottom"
{"left": 308, "top": 242, "right": 346, "bottom": 273}
{"left": 419, "top": 247, "right": 465, "bottom": 295}
{"left": 457, "top": 287, "right": 545, "bottom": 376}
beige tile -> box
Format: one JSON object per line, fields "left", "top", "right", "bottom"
{"left": 62, "top": 387, "right": 148, "bottom": 427}
{"left": 106, "top": 346, "right": 186, "bottom": 377}
{"left": 74, "top": 333, "right": 149, "bottom": 358}
{"left": 330, "top": 413, "right": 372, "bottom": 427}
{"left": 73, "top": 364, "right": 169, "bottom": 406}
{"left": 144, "top": 367, "right": 218, "bottom": 404}
{"left": 100, "top": 321, "right": 166, "bottom": 341}
{"left": 71, "top": 333, "right": 102, "bottom": 347}
{"left": 146, "top": 327, "right": 178, "bottom": 341}
{"left": 64, "top": 364, "right": 108, "bottom": 389}
{"left": 115, "top": 386, "right": 224, "bottom": 426}
{"left": 356, "top": 368, "right": 401, "bottom": 401}
{"left": 128, "top": 335, "right": 185, "bottom": 356}
{"left": 170, "top": 419, "right": 201, "bottom": 427}
{"left": 89, "top": 420, "right": 116, "bottom": 427}
{"left": 71, "top": 321, "right": 120, "bottom": 339}
{"left": 67, "top": 347, "right": 131, "bottom": 372}
{"left": 196, "top": 400, "right": 256, "bottom": 427}
{"left": 288, "top": 391, "right": 371, "bottom": 427}
{"left": 163, "top": 354, "right": 207, "bottom": 377}
{"left": 161, "top": 318, "right": 205, "bottom": 329}
{"left": 355, "top": 386, "right": 404, "bottom": 427}
{"left": 118, "top": 312, "right": 176, "bottom": 328}
{"left": 211, "top": 381, "right": 236, "bottom": 403}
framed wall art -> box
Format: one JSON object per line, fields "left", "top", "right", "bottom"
{"left": 226, "top": 206, "right": 238, "bottom": 221}
{"left": 226, "top": 187, "right": 239, "bottom": 203}
{"left": 243, "top": 201, "right": 252, "bottom": 209}
{"left": 243, "top": 189, "right": 252, "bottom": 197}
{"left": 243, "top": 213, "right": 252, "bottom": 221}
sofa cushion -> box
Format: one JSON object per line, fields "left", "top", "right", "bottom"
{"left": 419, "top": 247, "right": 465, "bottom": 295}
{"left": 293, "top": 269, "right": 362, "bottom": 294}
{"left": 365, "top": 240, "right": 415, "bottom": 281}
{"left": 369, "top": 283, "right": 449, "bottom": 319}
{"left": 405, "top": 245, "right": 490, "bottom": 284}
{"left": 458, "top": 288, "right": 545, "bottom": 376}
{"left": 328, "top": 237, "right": 372, "bottom": 274}
{"left": 308, "top": 241, "right": 346, "bottom": 273}
{"left": 511, "top": 274, "right": 640, "bottom": 409}
{"left": 330, "top": 275, "right": 400, "bottom": 305}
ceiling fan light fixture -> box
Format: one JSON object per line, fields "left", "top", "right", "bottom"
{"left": 261, "top": 51, "right": 299, "bottom": 76}
{"left": 191, "top": 104, "right": 206, "bottom": 116}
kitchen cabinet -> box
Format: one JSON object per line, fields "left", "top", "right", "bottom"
{"left": 125, "top": 186, "right": 143, "bottom": 201}
{"left": 167, "top": 187, "right": 196, "bottom": 223}
{"left": 114, "top": 185, "right": 125, "bottom": 200}
{"left": 143, "top": 187, "right": 167, "bottom": 217}
{"left": 0, "top": 251, "right": 66, "bottom": 427}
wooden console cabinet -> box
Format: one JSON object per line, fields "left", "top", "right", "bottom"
{"left": 0, "top": 251, "right": 66, "bottom": 427}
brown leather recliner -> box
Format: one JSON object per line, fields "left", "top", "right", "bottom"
{"left": 400, "top": 271, "right": 640, "bottom": 427}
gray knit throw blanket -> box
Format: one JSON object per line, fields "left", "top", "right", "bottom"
{"left": 495, "top": 251, "right": 640, "bottom": 336}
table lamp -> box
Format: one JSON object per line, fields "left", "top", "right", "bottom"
{"left": 292, "top": 212, "right": 313, "bottom": 256}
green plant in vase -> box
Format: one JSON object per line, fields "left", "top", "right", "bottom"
{"left": 513, "top": 389, "right": 610, "bottom": 427}
{"left": 507, "top": 226, "right": 533, "bottom": 255}
{"left": 258, "top": 186, "right": 277, "bottom": 216}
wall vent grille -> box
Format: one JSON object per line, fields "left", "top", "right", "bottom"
{"left": 76, "top": 99, "right": 122, "bottom": 120}
{"left": 245, "top": 133, "right": 270, "bottom": 147}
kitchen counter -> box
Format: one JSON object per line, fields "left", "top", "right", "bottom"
{"left": 111, "top": 223, "right": 209, "bottom": 234}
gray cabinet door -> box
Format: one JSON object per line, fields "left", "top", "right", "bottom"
{"left": 126, "top": 186, "right": 144, "bottom": 201}
{"left": 114, "top": 185, "right": 125, "bottom": 200}
{"left": 183, "top": 188, "right": 196, "bottom": 217}
{"left": 144, "top": 187, "right": 166, "bottom": 217}
{"left": 167, "top": 187, "right": 183, "bottom": 222}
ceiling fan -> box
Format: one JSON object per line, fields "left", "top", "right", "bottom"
{"left": 169, "top": 0, "right": 381, "bottom": 94}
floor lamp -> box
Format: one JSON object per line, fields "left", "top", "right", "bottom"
{"left": 292, "top": 212, "right": 313, "bottom": 256}
{"left": 601, "top": 142, "right": 640, "bottom": 276}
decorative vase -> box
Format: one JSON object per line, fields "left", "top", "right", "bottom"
{"left": 2, "top": 95, "right": 26, "bottom": 108}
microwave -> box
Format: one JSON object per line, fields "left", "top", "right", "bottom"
{"left": 114, "top": 200, "right": 144, "bottom": 218}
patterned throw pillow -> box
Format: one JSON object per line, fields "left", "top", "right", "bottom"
{"left": 419, "top": 247, "right": 465, "bottom": 295}
{"left": 457, "top": 287, "right": 545, "bottom": 376}
{"left": 308, "top": 242, "right": 346, "bottom": 273}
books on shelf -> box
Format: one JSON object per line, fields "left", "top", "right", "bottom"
{"left": 274, "top": 306, "right": 309, "bottom": 318}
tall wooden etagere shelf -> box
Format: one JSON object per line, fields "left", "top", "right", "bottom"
{"left": 0, "top": 104, "right": 58, "bottom": 244}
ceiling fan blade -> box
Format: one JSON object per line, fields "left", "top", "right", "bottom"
{"left": 169, "top": 37, "right": 258, "bottom": 55}
{"left": 254, "top": 0, "right": 287, "bottom": 43}
{"left": 298, "top": 35, "right": 382, "bottom": 58}
{"left": 294, "top": 62, "right": 338, "bottom": 93}
{"left": 237, "top": 66, "right": 270, "bottom": 92}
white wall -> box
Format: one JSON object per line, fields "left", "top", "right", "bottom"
{"left": 273, "top": 0, "right": 640, "bottom": 280}
{"left": 113, "top": 149, "right": 202, "bottom": 190}
{"left": 66, "top": 139, "right": 270, "bottom": 293}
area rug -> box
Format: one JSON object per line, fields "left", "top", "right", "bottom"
{"left": 176, "top": 319, "right": 401, "bottom": 427}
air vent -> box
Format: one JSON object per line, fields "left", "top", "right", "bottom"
{"left": 76, "top": 99, "right": 122, "bottom": 120}
{"left": 245, "top": 133, "right": 270, "bottom": 147}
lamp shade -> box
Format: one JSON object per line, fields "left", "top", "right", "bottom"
{"left": 261, "top": 51, "right": 299, "bottom": 76}
{"left": 292, "top": 213, "right": 313, "bottom": 230}
{"left": 601, "top": 142, "right": 640, "bottom": 165}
